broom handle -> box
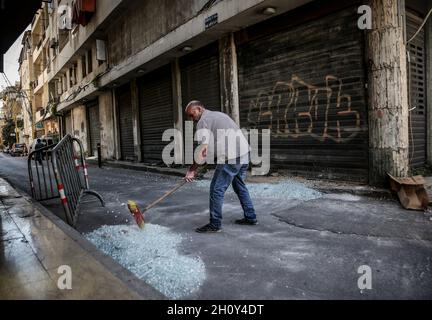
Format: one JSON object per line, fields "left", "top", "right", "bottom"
{"left": 142, "top": 180, "right": 187, "bottom": 213}
{"left": 142, "top": 165, "right": 208, "bottom": 214}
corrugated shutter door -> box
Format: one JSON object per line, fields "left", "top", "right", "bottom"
{"left": 87, "top": 100, "right": 100, "bottom": 157}
{"left": 117, "top": 84, "right": 135, "bottom": 161}
{"left": 180, "top": 42, "right": 221, "bottom": 111}
{"left": 181, "top": 43, "right": 221, "bottom": 159}
{"left": 407, "top": 11, "right": 427, "bottom": 168}
{"left": 237, "top": 7, "right": 368, "bottom": 181}
{"left": 138, "top": 65, "right": 174, "bottom": 163}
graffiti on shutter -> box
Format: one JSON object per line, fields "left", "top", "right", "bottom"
{"left": 237, "top": 6, "right": 368, "bottom": 181}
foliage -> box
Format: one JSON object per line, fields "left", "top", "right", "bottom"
{"left": 1, "top": 119, "right": 16, "bottom": 147}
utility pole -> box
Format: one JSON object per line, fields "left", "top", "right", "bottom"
{"left": 367, "top": 0, "right": 410, "bottom": 185}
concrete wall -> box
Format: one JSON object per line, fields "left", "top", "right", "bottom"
{"left": 107, "top": 0, "right": 208, "bottom": 65}
{"left": 71, "top": 105, "right": 88, "bottom": 155}
{"left": 98, "top": 91, "right": 116, "bottom": 160}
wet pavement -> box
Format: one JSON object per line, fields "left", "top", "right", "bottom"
{"left": 1, "top": 152, "right": 432, "bottom": 299}
{"left": 0, "top": 176, "right": 162, "bottom": 300}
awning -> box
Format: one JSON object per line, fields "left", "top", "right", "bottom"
{"left": 72, "top": 0, "right": 96, "bottom": 27}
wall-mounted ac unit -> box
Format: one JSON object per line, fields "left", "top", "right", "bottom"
{"left": 59, "top": 15, "right": 72, "bottom": 30}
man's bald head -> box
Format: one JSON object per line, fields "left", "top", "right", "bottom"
{"left": 185, "top": 100, "right": 205, "bottom": 121}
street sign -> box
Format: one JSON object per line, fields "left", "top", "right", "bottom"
{"left": 205, "top": 13, "right": 218, "bottom": 30}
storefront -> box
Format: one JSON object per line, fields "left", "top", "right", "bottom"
{"left": 116, "top": 84, "right": 135, "bottom": 161}
{"left": 87, "top": 99, "right": 101, "bottom": 157}
{"left": 138, "top": 64, "right": 174, "bottom": 163}
{"left": 236, "top": 4, "right": 369, "bottom": 181}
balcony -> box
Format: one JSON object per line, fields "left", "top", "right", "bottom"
{"left": 34, "top": 68, "right": 48, "bottom": 94}
{"left": 34, "top": 108, "right": 45, "bottom": 124}
{"left": 31, "top": 10, "right": 42, "bottom": 33}
{"left": 32, "top": 36, "right": 49, "bottom": 64}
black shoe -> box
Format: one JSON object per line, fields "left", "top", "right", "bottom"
{"left": 196, "top": 223, "right": 222, "bottom": 233}
{"left": 235, "top": 218, "right": 258, "bottom": 226}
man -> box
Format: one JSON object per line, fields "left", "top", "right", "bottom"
{"left": 35, "top": 139, "right": 45, "bottom": 165}
{"left": 184, "top": 101, "right": 257, "bottom": 233}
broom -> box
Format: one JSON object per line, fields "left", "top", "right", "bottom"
{"left": 127, "top": 165, "right": 208, "bottom": 229}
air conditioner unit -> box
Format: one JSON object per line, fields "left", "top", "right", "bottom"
{"left": 60, "top": 16, "right": 72, "bottom": 30}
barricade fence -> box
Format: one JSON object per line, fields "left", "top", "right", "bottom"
{"left": 28, "top": 134, "right": 104, "bottom": 227}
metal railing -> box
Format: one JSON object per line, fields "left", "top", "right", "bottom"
{"left": 28, "top": 144, "right": 58, "bottom": 202}
{"left": 28, "top": 135, "right": 104, "bottom": 227}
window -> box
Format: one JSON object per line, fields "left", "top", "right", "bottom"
{"left": 87, "top": 49, "right": 93, "bottom": 74}
{"left": 81, "top": 55, "right": 87, "bottom": 78}
{"left": 69, "top": 68, "right": 74, "bottom": 87}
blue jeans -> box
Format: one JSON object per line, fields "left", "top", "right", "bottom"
{"left": 209, "top": 163, "right": 257, "bottom": 228}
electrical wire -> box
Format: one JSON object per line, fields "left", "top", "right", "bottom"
{"left": 405, "top": 8, "right": 432, "bottom": 172}
{"left": 407, "top": 8, "right": 432, "bottom": 44}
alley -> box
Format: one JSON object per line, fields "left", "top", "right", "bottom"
{"left": 1, "top": 152, "right": 431, "bottom": 299}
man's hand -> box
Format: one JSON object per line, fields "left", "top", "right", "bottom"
{"left": 184, "top": 168, "right": 197, "bottom": 183}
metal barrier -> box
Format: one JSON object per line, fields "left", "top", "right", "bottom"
{"left": 28, "top": 134, "right": 104, "bottom": 227}
{"left": 28, "top": 144, "right": 58, "bottom": 202}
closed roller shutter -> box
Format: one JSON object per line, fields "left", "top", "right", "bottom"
{"left": 181, "top": 42, "right": 221, "bottom": 111}
{"left": 117, "top": 84, "right": 135, "bottom": 161}
{"left": 87, "top": 100, "right": 101, "bottom": 157}
{"left": 138, "top": 65, "right": 174, "bottom": 163}
{"left": 407, "top": 11, "right": 427, "bottom": 169}
{"left": 237, "top": 6, "right": 368, "bottom": 181}
{"left": 64, "top": 112, "right": 72, "bottom": 136}
{"left": 181, "top": 43, "right": 221, "bottom": 159}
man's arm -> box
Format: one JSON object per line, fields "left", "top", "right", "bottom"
{"left": 184, "top": 144, "right": 208, "bottom": 182}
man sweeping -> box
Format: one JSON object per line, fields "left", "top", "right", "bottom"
{"left": 184, "top": 101, "right": 258, "bottom": 233}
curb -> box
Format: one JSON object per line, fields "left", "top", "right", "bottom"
{"left": 87, "top": 159, "right": 187, "bottom": 177}
{"left": 1, "top": 177, "right": 166, "bottom": 300}
{"left": 86, "top": 160, "right": 394, "bottom": 199}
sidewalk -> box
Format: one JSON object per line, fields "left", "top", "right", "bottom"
{"left": 0, "top": 178, "right": 164, "bottom": 300}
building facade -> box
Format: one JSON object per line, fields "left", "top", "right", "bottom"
{"left": 18, "top": 31, "right": 35, "bottom": 147}
{"left": 20, "top": 0, "right": 432, "bottom": 185}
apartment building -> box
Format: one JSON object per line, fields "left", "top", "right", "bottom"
{"left": 22, "top": 0, "right": 432, "bottom": 185}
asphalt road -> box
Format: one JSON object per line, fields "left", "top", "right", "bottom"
{"left": 1, "top": 151, "right": 432, "bottom": 299}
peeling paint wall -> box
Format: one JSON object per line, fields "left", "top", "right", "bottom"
{"left": 71, "top": 105, "right": 88, "bottom": 155}
{"left": 107, "top": 0, "right": 209, "bottom": 65}
{"left": 98, "top": 91, "right": 116, "bottom": 160}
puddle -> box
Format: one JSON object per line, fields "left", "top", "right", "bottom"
{"left": 85, "top": 224, "right": 205, "bottom": 299}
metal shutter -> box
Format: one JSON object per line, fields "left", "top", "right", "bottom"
{"left": 180, "top": 42, "right": 221, "bottom": 111}
{"left": 87, "top": 100, "right": 101, "bottom": 157}
{"left": 138, "top": 65, "right": 174, "bottom": 163}
{"left": 117, "top": 84, "right": 135, "bottom": 161}
{"left": 237, "top": 7, "right": 368, "bottom": 181}
{"left": 64, "top": 112, "right": 72, "bottom": 136}
{"left": 406, "top": 11, "right": 427, "bottom": 168}
{"left": 181, "top": 43, "right": 221, "bottom": 159}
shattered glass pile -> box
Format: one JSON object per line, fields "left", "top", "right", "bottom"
{"left": 195, "top": 179, "right": 322, "bottom": 201}
{"left": 85, "top": 224, "right": 206, "bottom": 299}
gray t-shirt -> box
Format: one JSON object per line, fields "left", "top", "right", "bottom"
{"left": 196, "top": 110, "right": 249, "bottom": 163}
